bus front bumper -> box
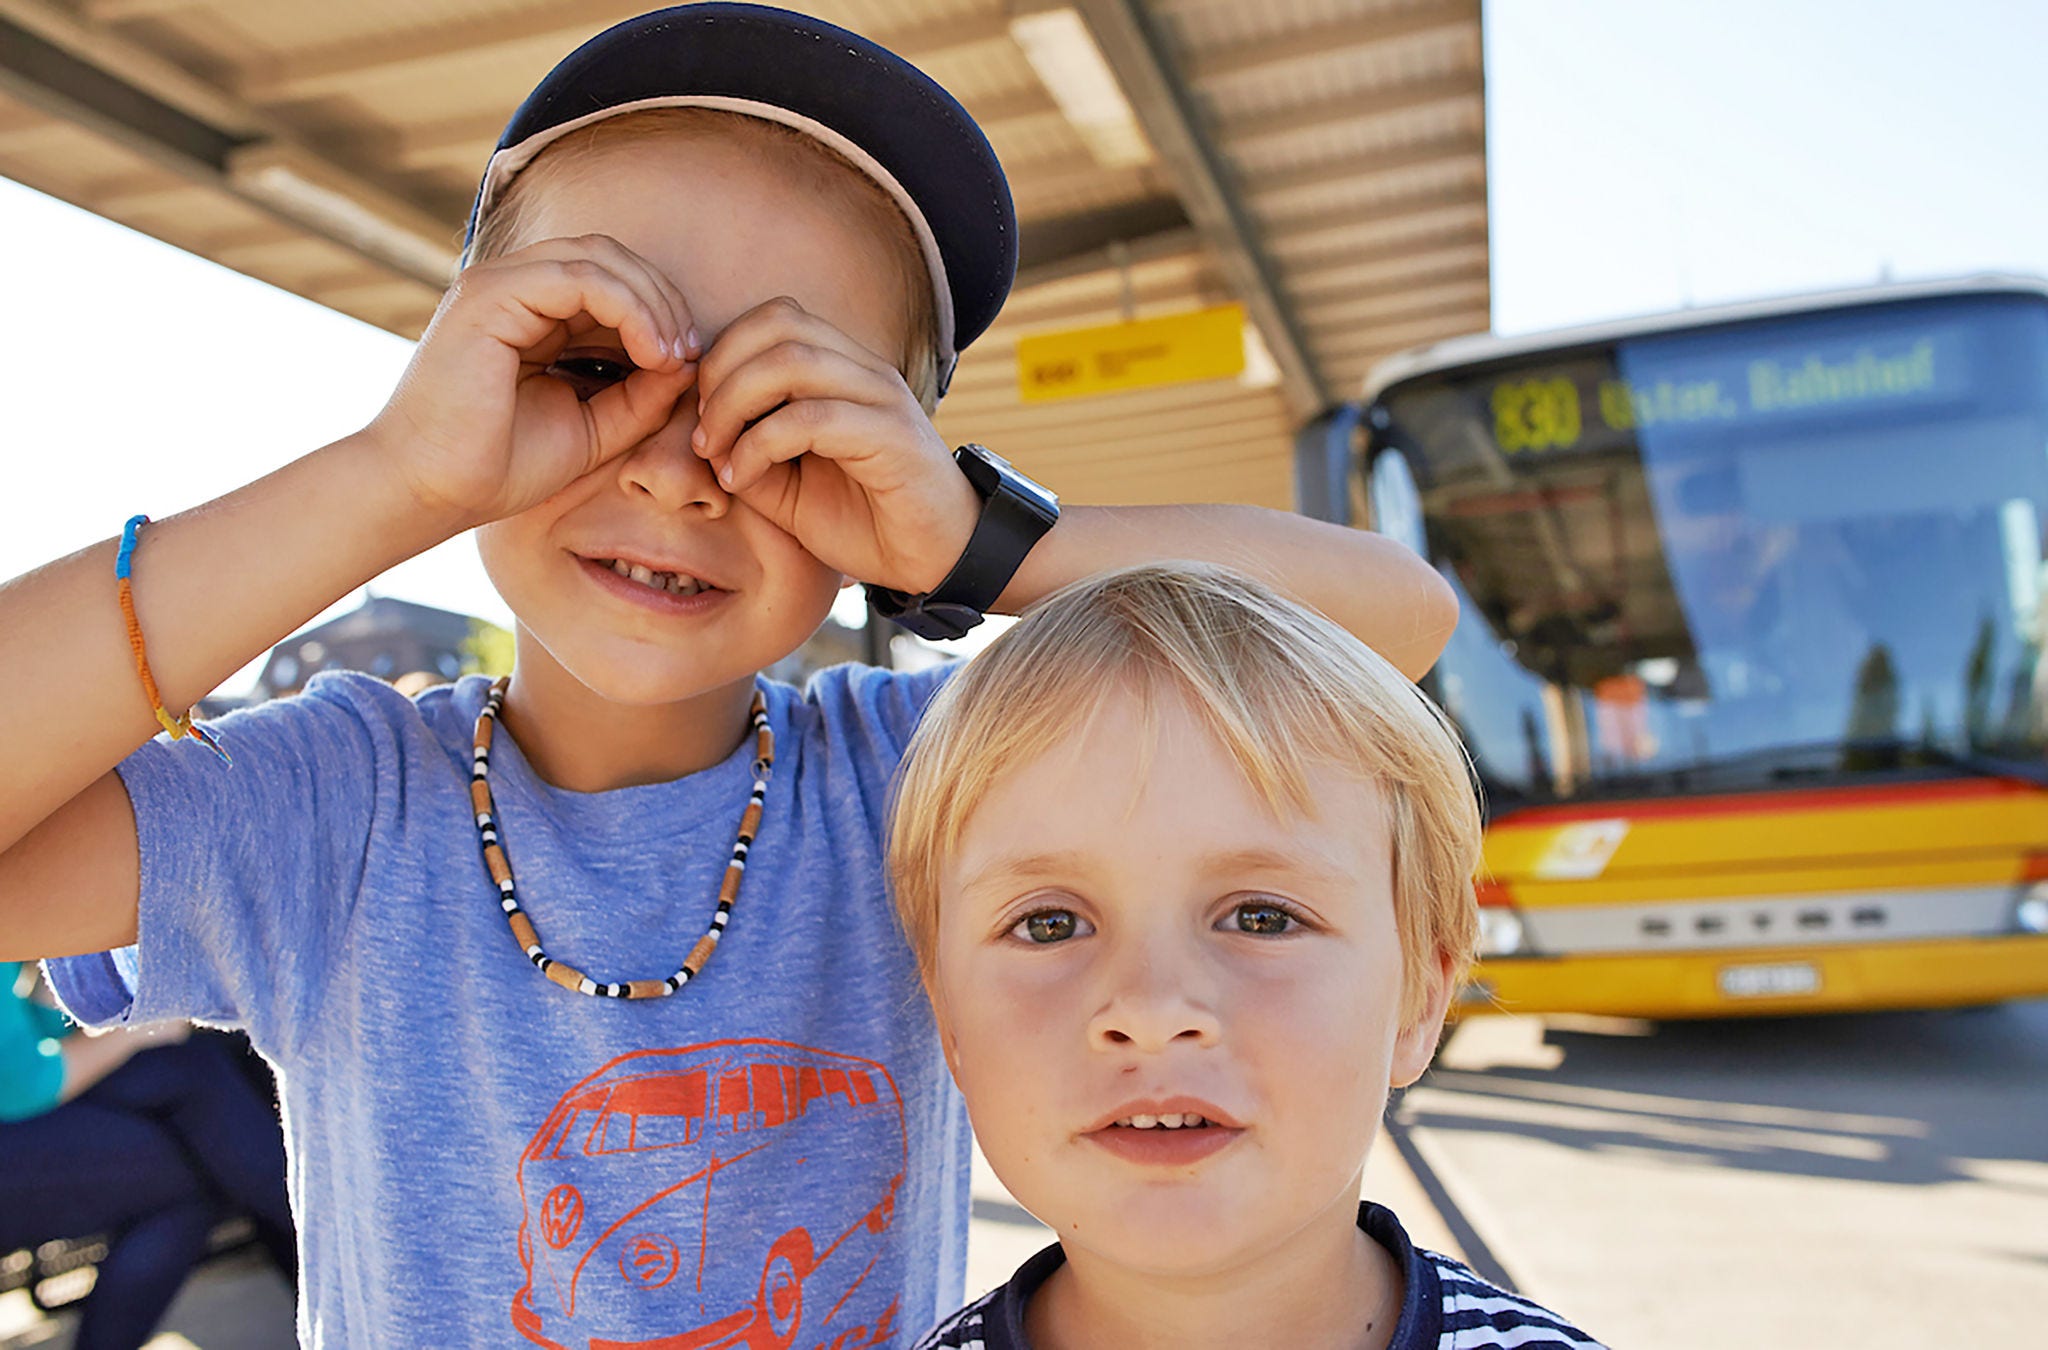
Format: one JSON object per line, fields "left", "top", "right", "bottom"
{"left": 1459, "top": 933, "right": 2048, "bottom": 1019}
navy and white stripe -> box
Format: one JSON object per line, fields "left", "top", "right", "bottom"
{"left": 917, "top": 1298, "right": 990, "bottom": 1350}
{"left": 1429, "top": 1255, "right": 1607, "bottom": 1349}
{"left": 912, "top": 1204, "right": 1606, "bottom": 1350}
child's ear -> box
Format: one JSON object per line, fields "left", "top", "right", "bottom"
{"left": 1389, "top": 948, "right": 1457, "bottom": 1089}
{"left": 927, "top": 980, "right": 964, "bottom": 1079}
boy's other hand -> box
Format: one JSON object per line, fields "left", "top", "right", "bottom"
{"left": 368, "top": 234, "right": 702, "bottom": 531}
{"left": 690, "top": 297, "right": 979, "bottom": 593}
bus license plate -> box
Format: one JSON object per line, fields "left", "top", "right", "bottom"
{"left": 1717, "top": 961, "right": 1821, "bottom": 999}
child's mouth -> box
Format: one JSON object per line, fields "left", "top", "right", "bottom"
{"left": 595, "top": 557, "right": 712, "bottom": 598}
{"left": 1086, "top": 1110, "right": 1243, "bottom": 1166}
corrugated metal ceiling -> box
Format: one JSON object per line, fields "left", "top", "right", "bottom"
{"left": 0, "top": 0, "right": 1488, "bottom": 510}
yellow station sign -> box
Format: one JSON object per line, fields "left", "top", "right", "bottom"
{"left": 1017, "top": 303, "right": 1247, "bottom": 403}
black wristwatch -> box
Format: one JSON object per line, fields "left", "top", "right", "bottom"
{"left": 867, "top": 444, "right": 1060, "bottom": 640}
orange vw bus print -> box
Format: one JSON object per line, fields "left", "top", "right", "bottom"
{"left": 510, "top": 1040, "right": 907, "bottom": 1350}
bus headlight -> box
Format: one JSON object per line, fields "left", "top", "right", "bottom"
{"left": 1476, "top": 905, "right": 1526, "bottom": 957}
{"left": 1475, "top": 877, "right": 1529, "bottom": 957}
{"left": 2017, "top": 884, "right": 2048, "bottom": 935}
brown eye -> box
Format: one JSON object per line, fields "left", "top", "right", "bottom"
{"left": 1013, "top": 910, "right": 1083, "bottom": 944}
{"left": 546, "top": 355, "right": 634, "bottom": 400}
{"left": 1234, "top": 903, "right": 1296, "bottom": 936}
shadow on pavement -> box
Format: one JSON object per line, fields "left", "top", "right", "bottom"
{"left": 1398, "top": 999, "right": 2048, "bottom": 1188}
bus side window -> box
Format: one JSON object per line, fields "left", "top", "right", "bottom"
{"left": 848, "top": 1070, "right": 878, "bottom": 1106}
{"left": 719, "top": 1070, "right": 751, "bottom": 1133}
{"left": 798, "top": 1066, "right": 826, "bottom": 1113}
{"left": 782, "top": 1066, "right": 803, "bottom": 1119}
{"left": 751, "top": 1062, "right": 789, "bottom": 1128}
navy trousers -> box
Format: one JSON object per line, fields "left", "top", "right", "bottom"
{"left": 0, "top": 1032, "right": 293, "bottom": 1350}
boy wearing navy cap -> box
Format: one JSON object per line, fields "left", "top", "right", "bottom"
{"left": 0, "top": 6, "right": 1455, "bottom": 1345}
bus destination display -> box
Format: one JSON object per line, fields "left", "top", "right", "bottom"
{"left": 1489, "top": 326, "right": 1967, "bottom": 457}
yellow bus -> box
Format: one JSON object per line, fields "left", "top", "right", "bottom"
{"left": 1358, "top": 277, "right": 2048, "bottom": 1018}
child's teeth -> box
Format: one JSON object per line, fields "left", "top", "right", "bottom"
{"left": 603, "top": 559, "right": 707, "bottom": 595}
{"left": 1108, "top": 1112, "right": 1215, "bottom": 1130}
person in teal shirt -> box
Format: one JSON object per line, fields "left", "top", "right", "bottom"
{"left": 0, "top": 962, "right": 69, "bottom": 1119}
{"left": 0, "top": 963, "right": 294, "bottom": 1349}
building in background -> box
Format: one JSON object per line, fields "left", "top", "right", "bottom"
{"left": 254, "top": 594, "right": 481, "bottom": 701}
{"left": 245, "top": 594, "right": 909, "bottom": 710}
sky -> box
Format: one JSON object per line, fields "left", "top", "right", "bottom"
{"left": 3, "top": 0, "right": 2046, "bottom": 694}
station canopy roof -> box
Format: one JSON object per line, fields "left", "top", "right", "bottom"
{"left": 0, "top": 0, "right": 1489, "bottom": 509}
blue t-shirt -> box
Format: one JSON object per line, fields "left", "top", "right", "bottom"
{"left": 46, "top": 665, "right": 966, "bottom": 1349}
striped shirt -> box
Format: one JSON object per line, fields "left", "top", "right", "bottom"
{"left": 915, "top": 1203, "right": 1607, "bottom": 1350}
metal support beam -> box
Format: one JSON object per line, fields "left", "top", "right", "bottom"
{"left": 0, "top": 13, "right": 246, "bottom": 176}
{"left": 1069, "top": 0, "right": 1327, "bottom": 421}
{"left": 1293, "top": 403, "right": 1362, "bottom": 525}
{"left": 1016, "top": 197, "right": 1191, "bottom": 279}
{"left": 861, "top": 603, "right": 893, "bottom": 669}
{"left": 0, "top": 0, "right": 459, "bottom": 286}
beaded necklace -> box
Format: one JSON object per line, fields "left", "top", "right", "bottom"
{"left": 467, "top": 677, "right": 773, "bottom": 999}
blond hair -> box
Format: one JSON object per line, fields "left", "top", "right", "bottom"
{"left": 887, "top": 562, "right": 1482, "bottom": 1026}
{"left": 468, "top": 107, "right": 942, "bottom": 413}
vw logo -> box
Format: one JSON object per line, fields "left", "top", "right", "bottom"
{"left": 539, "top": 1184, "right": 584, "bottom": 1250}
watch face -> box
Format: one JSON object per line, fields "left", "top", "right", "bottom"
{"left": 966, "top": 443, "right": 1018, "bottom": 476}
{"left": 1018, "top": 478, "right": 1060, "bottom": 516}
{"left": 962, "top": 443, "right": 1059, "bottom": 513}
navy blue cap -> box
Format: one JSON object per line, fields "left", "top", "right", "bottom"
{"left": 467, "top": 3, "right": 1016, "bottom": 396}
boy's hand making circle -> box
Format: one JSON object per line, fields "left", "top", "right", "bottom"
{"left": 372, "top": 243, "right": 974, "bottom": 600}
{"left": 370, "top": 233, "right": 702, "bottom": 530}
{"left": 688, "top": 295, "right": 980, "bottom": 596}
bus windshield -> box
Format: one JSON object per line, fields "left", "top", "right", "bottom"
{"left": 1371, "top": 291, "right": 2048, "bottom": 804}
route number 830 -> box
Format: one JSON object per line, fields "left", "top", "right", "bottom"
{"left": 1491, "top": 377, "right": 1582, "bottom": 454}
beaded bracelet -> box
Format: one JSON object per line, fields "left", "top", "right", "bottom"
{"left": 116, "top": 515, "right": 230, "bottom": 765}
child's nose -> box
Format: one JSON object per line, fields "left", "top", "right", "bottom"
{"left": 616, "top": 393, "right": 730, "bottom": 517}
{"left": 1086, "top": 948, "right": 1222, "bottom": 1054}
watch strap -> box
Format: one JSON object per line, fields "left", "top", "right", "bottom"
{"left": 868, "top": 445, "right": 1058, "bottom": 640}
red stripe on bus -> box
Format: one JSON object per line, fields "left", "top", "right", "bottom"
{"left": 1490, "top": 778, "right": 2036, "bottom": 828}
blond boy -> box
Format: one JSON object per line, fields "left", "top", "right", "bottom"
{"left": 893, "top": 563, "right": 1605, "bottom": 1350}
